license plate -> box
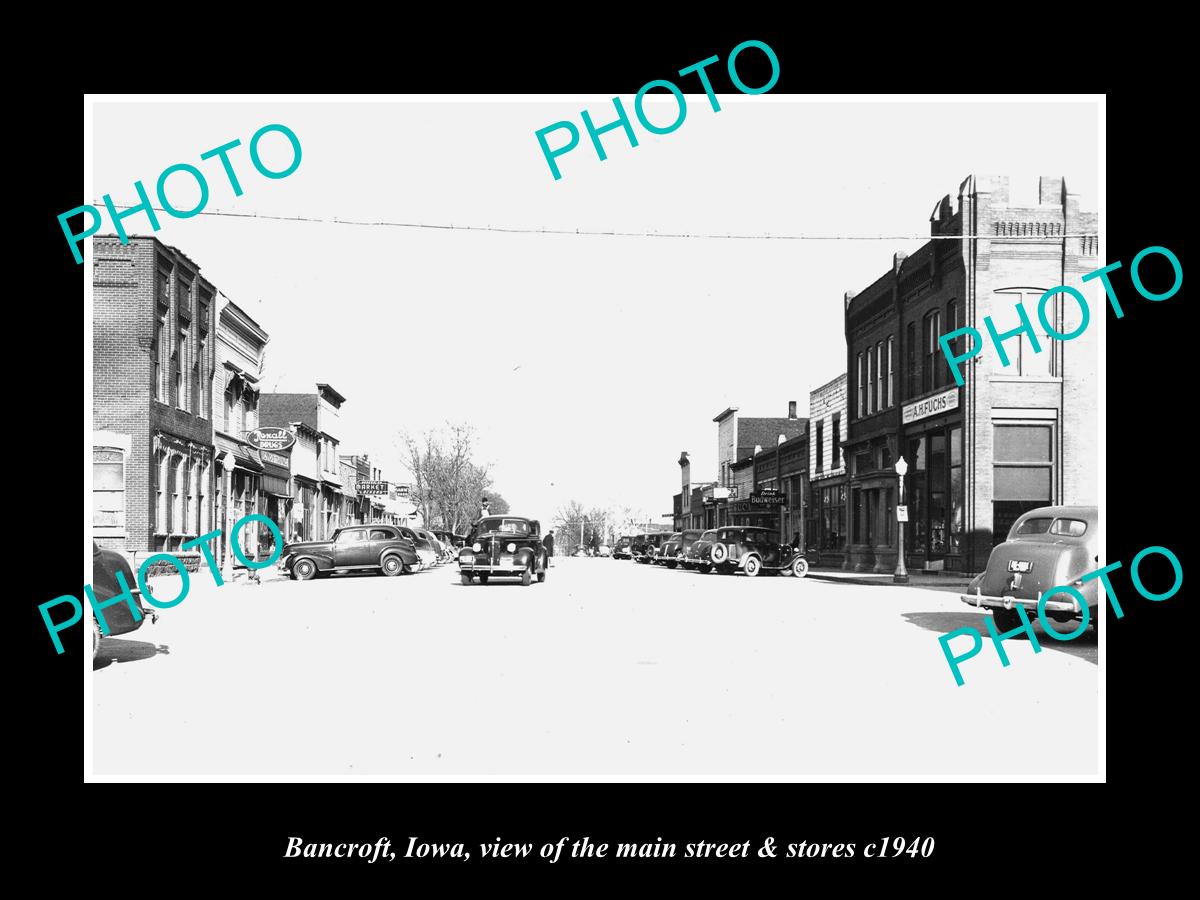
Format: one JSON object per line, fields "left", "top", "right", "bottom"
{"left": 1007, "top": 560, "right": 1033, "bottom": 573}
{"left": 500, "top": 555, "right": 514, "bottom": 567}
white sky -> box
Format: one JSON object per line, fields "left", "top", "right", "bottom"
{"left": 91, "top": 97, "right": 1098, "bottom": 523}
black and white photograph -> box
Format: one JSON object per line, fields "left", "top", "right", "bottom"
{"left": 79, "top": 92, "right": 1108, "bottom": 782}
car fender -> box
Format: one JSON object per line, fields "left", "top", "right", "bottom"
{"left": 780, "top": 548, "right": 806, "bottom": 568}
{"left": 380, "top": 545, "right": 419, "bottom": 567}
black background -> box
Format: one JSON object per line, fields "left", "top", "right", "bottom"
{"left": 22, "top": 22, "right": 1185, "bottom": 887}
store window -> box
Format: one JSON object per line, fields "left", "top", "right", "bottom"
{"left": 993, "top": 422, "right": 1054, "bottom": 544}
{"left": 93, "top": 448, "right": 125, "bottom": 530}
{"left": 905, "top": 436, "right": 926, "bottom": 553}
{"left": 949, "top": 426, "right": 963, "bottom": 554}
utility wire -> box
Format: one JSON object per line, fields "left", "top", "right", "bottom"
{"left": 94, "top": 203, "right": 1098, "bottom": 241}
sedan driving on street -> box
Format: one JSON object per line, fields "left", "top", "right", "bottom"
{"left": 458, "top": 515, "right": 549, "bottom": 586}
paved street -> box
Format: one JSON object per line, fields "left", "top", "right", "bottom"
{"left": 93, "top": 556, "right": 1098, "bottom": 777}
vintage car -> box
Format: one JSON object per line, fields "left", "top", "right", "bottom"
{"left": 458, "top": 515, "right": 549, "bottom": 586}
{"left": 597, "top": 544, "right": 611, "bottom": 558}
{"left": 961, "top": 505, "right": 1099, "bottom": 634}
{"left": 278, "top": 525, "right": 421, "bottom": 580}
{"left": 612, "top": 536, "right": 635, "bottom": 560}
{"left": 397, "top": 526, "right": 438, "bottom": 569}
{"left": 413, "top": 528, "right": 447, "bottom": 563}
{"left": 634, "top": 532, "right": 672, "bottom": 564}
{"left": 92, "top": 542, "right": 157, "bottom": 659}
{"left": 659, "top": 530, "right": 701, "bottom": 568}
{"left": 703, "top": 526, "right": 809, "bottom": 577}
{"left": 682, "top": 529, "right": 719, "bottom": 572}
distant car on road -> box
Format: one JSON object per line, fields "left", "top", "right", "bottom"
{"left": 278, "top": 525, "right": 421, "bottom": 580}
{"left": 92, "top": 542, "right": 157, "bottom": 659}
{"left": 597, "top": 544, "right": 611, "bottom": 557}
{"left": 961, "top": 505, "right": 1099, "bottom": 634}
{"left": 459, "top": 515, "right": 549, "bottom": 586}
{"left": 613, "top": 536, "right": 634, "bottom": 560}
{"left": 704, "top": 527, "right": 809, "bottom": 577}
{"left": 658, "top": 530, "right": 701, "bottom": 568}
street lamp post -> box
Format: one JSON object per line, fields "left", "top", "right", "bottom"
{"left": 894, "top": 456, "right": 909, "bottom": 584}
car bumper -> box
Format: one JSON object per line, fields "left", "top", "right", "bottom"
{"left": 460, "top": 564, "right": 528, "bottom": 575}
{"left": 960, "top": 588, "right": 1082, "bottom": 616}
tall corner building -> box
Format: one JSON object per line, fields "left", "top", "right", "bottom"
{"left": 842, "top": 175, "right": 1098, "bottom": 574}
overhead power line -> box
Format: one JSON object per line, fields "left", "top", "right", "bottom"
{"left": 94, "top": 203, "right": 1098, "bottom": 241}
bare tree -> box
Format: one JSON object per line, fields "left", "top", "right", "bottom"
{"left": 399, "top": 423, "right": 498, "bottom": 534}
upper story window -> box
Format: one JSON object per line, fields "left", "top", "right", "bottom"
{"left": 816, "top": 421, "right": 825, "bottom": 471}
{"left": 875, "top": 341, "right": 885, "bottom": 411}
{"left": 922, "top": 310, "right": 941, "bottom": 393}
{"left": 906, "top": 321, "right": 917, "bottom": 398}
{"left": 831, "top": 413, "right": 841, "bottom": 469}
{"left": 991, "top": 289, "right": 1055, "bottom": 377}
{"left": 856, "top": 353, "right": 866, "bottom": 418}
{"left": 886, "top": 337, "right": 894, "bottom": 408}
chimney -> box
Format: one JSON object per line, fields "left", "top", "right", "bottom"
{"left": 788, "top": 400, "right": 797, "bottom": 419}
{"left": 1039, "top": 175, "right": 1064, "bottom": 206}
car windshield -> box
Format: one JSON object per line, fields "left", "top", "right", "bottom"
{"left": 475, "top": 517, "right": 531, "bottom": 536}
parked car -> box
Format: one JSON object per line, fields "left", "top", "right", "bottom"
{"left": 397, "top": 526, "right": 438, "bottom": 569}
{"left": 961, "top": 505, "right": 1099, "bottom": 634}
{"left": 641, "top": 532, "right": 673, "bottom": 564}
{"left": 658, "top": 530, "right": 701, "bottom": 568}
{"left": 613, "top": 536, "right": 634, "bottom": 560}
{"left": 597, "top": 544, "right": 611, "bottom": 558}
{"left": 703, "top": 526, "right": 809, "bottom": 577}
{"left": 278, "top": 525, "right": 421, "bottom": 580}
{"left": 459, "top": 515, "right": 549, "bottom": 586}
{"left": 682, "top": 529, "right": 718, "bottom": 572}
{"left": 92, "top": 542, "right": 157, "bottom": 659}
{"left": 414, "top": 528, "right": 447, "bottom": 563}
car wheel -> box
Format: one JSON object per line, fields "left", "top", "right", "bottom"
{"left": 666, "top": 561, "right": 678, "bottom": 569}
{"left": 92, "top": 616, "right": 100, "bottom": 660}
{"left": 698, "top": 564, "right": 712, "bottom": 574}
{"left": 478, "top": 574, "right": 489, "bottom": 584}
{"left": 382, "top": 555, "right": 403, "bottom": 576}
{"left": 461, "top": 573, "right": 472, "bottom": 586}
{"left": 791, "top": 557, "right": 809, "bottom": 578}
{"left": 744, "top": 556, "right": 761, "bottom": 577}
{"left": 992, "top": 607, "right": 1023, "bottom": 633}
{"left": 521, "top": 567, "right": 532, "bottom": 586}
{"left": 293, "top": 558, "right": 318, "bottom": 581}
{"left": 710, "top": 543, "right": 728, "bottom": 564}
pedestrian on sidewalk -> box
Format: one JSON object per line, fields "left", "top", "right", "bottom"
{"left": 543, "top": 530, "right": 555, "bottom": 566}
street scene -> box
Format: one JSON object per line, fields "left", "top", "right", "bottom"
{"left": 86, "top": 98, "right": 1101, "bottom": 778}
{"left": 94, "top": 555, "right": 1096, "bottom": 776}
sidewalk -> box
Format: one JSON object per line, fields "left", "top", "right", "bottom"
{"left": 806, "top": 566, "right": 973, "bottom": 593}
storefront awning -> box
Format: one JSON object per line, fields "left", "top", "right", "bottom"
{"left": 263, "top": 474, "right": 292, "bottom": 497}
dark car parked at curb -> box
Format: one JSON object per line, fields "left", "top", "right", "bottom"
{"left": 93, "top": 542, "right": 157, "bottom": 659}
{"left": 613, "top": 536, "right": 634, "bottom": 560}
{"left": 683, "top": 529, "right": 719, "bottom": 572}
{"left": 961, "top": 505, "right": 1099, "bottom": 634}
{"left": 703, "top": 526, "right": 809, "bottom": 577}
{"left": 633, "top": 532, "right": 672, "bottom": 564}
{"left": 658, "top": 530, "right": 701, "bottom": 568}
{"left": 278, "top": 525, "right": 421, "bottom": 580}
{"left": 459, "top": 516, "right": 548, "bottom": 586}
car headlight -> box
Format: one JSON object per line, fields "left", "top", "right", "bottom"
{"left": 473, "top": 542, "right": 482, "bottom": 552}
{"left": 507, "top": 542, "right": 517, "bottom": 553}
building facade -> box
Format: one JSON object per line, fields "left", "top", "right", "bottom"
{"left": 807, "top": 373, "right": 848, "bottom": 567}
{"left": 843, "top": 175, "right": 1098, "bottom": 574}
{"left": 260, "top": 385, "right": 348, "bottom": 542}
{"left": 92, "top": 236, "right": 217, "bottom": 569}
{"left": 213, "top": 297, "right": 271, "bottom": 566}
{"left": 710, "top": 403, "right": 806, "bottom": 527}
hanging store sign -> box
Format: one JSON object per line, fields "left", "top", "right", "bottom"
{"left": 357, "top": 480, "right": 390, "bottom": 495}
{"left": 902, "top": 388, "right": 960, "bottom": 425}
{"left": 246, "top": 426, "right": 296, "bottom": 451}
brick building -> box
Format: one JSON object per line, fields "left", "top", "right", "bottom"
{"left": 92, "top": 236, "right": 217, "bottom": 569}
{"left": 673, "top": 452, "right": 714, "bottom": 531}
{"left": 213, "top": 297, "right": 271, "bottom": 566}
{"left": 260, "top": 385, "right": 347, "bottom": 542}
{"left": 843, "top": 175, "right": 1098, "bottom": 574}
{"left": 709, "top": 403, "right": 806, "bottom": 526}
{"left": 807, "top": 373, "right": 848, "bottom": 566}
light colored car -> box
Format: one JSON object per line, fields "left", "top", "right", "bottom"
{"left": 597, "top": 544, "right": 611, "bottom": 557}
{"left": 961, "top": 505, "right": 1099, "bottom": 634}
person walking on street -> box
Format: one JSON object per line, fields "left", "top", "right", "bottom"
{"left": 543, "top": 530, "right": 555, "bottom": 566}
